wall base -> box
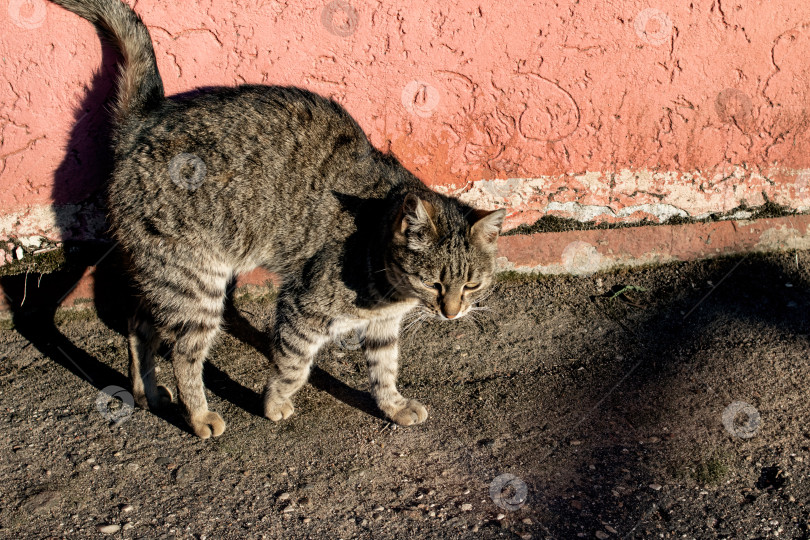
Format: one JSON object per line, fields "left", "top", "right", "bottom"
{"left": 1, "top": 215, "right": 808, "bottom": 312}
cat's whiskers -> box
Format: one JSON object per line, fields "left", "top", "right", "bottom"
{"left": 406, "top": 305, "right": 428, "bottom": 314}
{"left": 405, "top": 320, "right": 427, "bottom": 337}
{"left": 401, "top": 315, "right": 422, "bottom": 329}
{"left": 465, "top": 310, "right": 490, "bottom": 332}
{"left": 402, "top": 305, "right": 428, "bottom": 319}
{"left": 402, "top": 313, "right": 429, "bottom": 335}
{"left": 402, "top": 308, "right": 428, "bottom": 324}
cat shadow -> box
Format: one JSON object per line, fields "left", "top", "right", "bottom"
{"left": 218, "top": 297, "right": 384, "bottom": 421}
{"left": 0, "top": 253, "right": 192, "bottom": 435}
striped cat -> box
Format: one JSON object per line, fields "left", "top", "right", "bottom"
{"left": 49, "top": 0, "right": 506, "bottom": 438}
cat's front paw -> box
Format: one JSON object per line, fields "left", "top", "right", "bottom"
{"left": 264, "top": 398, "right": 295, "bottom": 422}
{"left": 390, "top": 399, "right": 428, "bottom": 426}
{"left": 189, "top": 411, "right": 226, "bottom": 439}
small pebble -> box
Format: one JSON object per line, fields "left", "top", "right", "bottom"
{"left": 522, "top": 518, "right": 533, "bottom": 525}
{"left": 97, "top": 524, "right": 120, "bottom": 534}
{"left": 122, "top": 522, "right": 134, "bottom": 530}
{"left": 277, "top": 492, "right": 290, "bottom": 501}
{"left": 15, "top": 247, "right": 24, "bottom": 260}
{"left": 649, "top": 484, "right": 662, "bottom": 491}
{"left": 121, "top": 504, "right": 133, "bottom": 513}
{"left": 175, "top": 465, "right": 194, "bottom": 482}
{"left": 461, "top": 503, "right": 472, "bottom": 511}
{"left": 595, "top": 532, "right": 609, "bottom": 540}
{"left": 496, "top": 513, "right": 506, "bottom": 520}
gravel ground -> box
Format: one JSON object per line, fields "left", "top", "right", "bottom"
{"left": 1, "top": 250, "right": 809, "bottom": 539}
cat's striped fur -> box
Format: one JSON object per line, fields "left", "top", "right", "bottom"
{"left": 48, "top": 0, "right": 506, "bottom": 438}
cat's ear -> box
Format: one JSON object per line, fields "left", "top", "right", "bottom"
{"left": 393, "top": 193, "right": 438, "bottom": 250}
{"left": 469, "top": 208, "right": 506, "bottom": 249}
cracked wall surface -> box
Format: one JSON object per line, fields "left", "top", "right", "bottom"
{"left": 2, "top": 0, "right": 810, "bottom": 250}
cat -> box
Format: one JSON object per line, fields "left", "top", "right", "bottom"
{"left": 48, "top": 0, "right": 506, "bottom": 438}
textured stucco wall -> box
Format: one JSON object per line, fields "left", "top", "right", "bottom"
{"left": 2, "top": 0, "right": 810, "bottom": 257}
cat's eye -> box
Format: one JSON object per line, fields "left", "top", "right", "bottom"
{"left": 422, "top": 281, "right": 442, "bottom": 293}
{"left": 464, "top": 282, "right": 481, "bottom": 290}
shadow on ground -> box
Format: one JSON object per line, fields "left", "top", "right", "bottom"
{"left": 2, "top": 251, "right": 810, "bottom": 538}
{"left": 484, "top": 252, "right": 810, "bottom": 539}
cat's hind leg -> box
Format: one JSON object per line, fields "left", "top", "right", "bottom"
{"left": 141, "top": 255, "right": 231, "bottom": 438}
{"left": 169, "top": 319, "right": 226, "bottom": 438}
{"left": 128, "top": 304, "right": 173, "bottom": 410}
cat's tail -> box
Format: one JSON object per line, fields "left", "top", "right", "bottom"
{"left": 48, "top": 0, "right": 164, "bottom": 123}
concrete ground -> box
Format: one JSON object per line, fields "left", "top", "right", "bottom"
{"left": 1, "top": 250, "right": 809, "bottom": 539}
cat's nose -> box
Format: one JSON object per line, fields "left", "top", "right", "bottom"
{"left": 441, "top": 302, "right": 460, "bottom": 319}
{"left": 441, "top": 290, "right": 462, "bottom": 319}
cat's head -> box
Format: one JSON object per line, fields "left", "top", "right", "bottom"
{"left": 386, "top": 193, "right": 506, "bottom": 320}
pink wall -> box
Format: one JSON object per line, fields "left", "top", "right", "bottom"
{"left": 3, "top": 0, "right": 810, "bottom": 247}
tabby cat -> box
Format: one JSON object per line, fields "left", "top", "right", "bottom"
{"left": 49, "top": 0, "right": 506, "bottom": 438}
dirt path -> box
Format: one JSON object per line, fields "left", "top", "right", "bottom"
{"left": 1, "top": 251, "right": 809, "bottom": 539}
